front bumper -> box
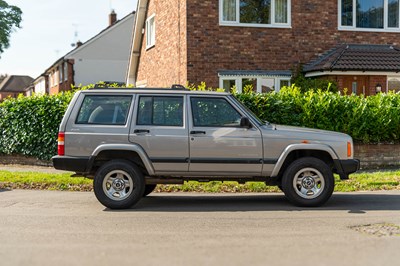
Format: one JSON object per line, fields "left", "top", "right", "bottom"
{"left": 334, "top": 159, "right": 360, "bottom": 180}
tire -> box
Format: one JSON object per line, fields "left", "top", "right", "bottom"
{"left": 143, "top": 184, "right": 157, "bottom": 197}
{"left": 93, "top": 160, "right": 145, "bottom": 209}
{"left": 282, "top": 157, "right": 334, "bottom": 207}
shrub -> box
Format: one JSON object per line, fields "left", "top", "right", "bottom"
{"left": 235, "top": 86, "right": 400, "bottom": 143}
{"left": 0, "top": 92, "right": 74, "bottom": 160}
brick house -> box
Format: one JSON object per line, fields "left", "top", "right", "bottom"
{"left": 35, "top": 11, "right": 135, "bottom": 95}
{"left": 126, "top": 0, "right": 400, "bottom": 94}
{"left": 0, "top": 75, "right": 33, "bottom": 101}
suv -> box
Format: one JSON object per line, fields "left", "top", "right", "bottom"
{"left": 52, "top": 87, "right": 359, "bottom": 209}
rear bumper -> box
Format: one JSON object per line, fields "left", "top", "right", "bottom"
{"left": 52, "top": 155, "right": 90, "bottom": 173}
{"left": 334, "top": 159, "right": 360, "bottom": 180}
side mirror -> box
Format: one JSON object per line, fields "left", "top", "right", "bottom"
{"left": 240, "top": 117, "right": 252, "bottom": 128}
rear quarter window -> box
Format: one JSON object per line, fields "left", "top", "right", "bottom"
{"left": 76, "top": 95, "right": 132, "bottom": 125}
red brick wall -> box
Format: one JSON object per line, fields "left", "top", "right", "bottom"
{"left": 136, "top": 0, "right": 187, "bottom": 87}
{"left": 355, "top": 144, "right": 400, "bottom": 170}
{"left": 185, "top": 0, "right": 400, "bottom": 88}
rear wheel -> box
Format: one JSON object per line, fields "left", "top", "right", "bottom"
{"left": 94, "top": 160, "right": 145, "bottom": 209}
{"left": 282, "top": 157, "right": 334, "bottom": 207}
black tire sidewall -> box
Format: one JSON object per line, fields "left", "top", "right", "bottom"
{"left": 94, "top": 160, "right": 145, "bottom": 209}
{"left": 282, "top": 157, "right": 334, "bottom": 207}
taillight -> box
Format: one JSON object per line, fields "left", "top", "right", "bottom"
{"left": 347, "top": 141, "right": 352, "bottom": 157}
{"left": 58, "top": 132, "right": 65, "bottom": 156}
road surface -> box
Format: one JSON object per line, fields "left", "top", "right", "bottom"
{"left": 0, "top": 190, "right": 399, "bottom": 266}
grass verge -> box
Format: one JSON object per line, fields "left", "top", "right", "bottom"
{"left": 0, "top": 170, "right": 399, "bottom": 192}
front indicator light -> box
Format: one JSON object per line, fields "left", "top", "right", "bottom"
{"left": 347, "top": 141, "right": 352, "bottom": 157}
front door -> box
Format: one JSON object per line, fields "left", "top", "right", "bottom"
{"left": 188, "top": 96, "right": 263, "bottom": 175}
{"left": 343, "top": 76, "right": 368, "bottom": 95}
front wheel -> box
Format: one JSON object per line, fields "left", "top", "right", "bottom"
{"left": 282, "top": 157, "right": 334, "bottom": 207}
{"left": 94, "top": 160, "right": 145, "bottom": 209}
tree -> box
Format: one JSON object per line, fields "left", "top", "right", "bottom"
{"left": 0, "top": 0, "right": 22, "bottom": 56}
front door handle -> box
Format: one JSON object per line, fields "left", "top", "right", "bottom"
{"left": 190, "top": 131, "right": 206, "bottom": 135}
{"left": 134, "top": 129, "right": 150, "bottom": 134}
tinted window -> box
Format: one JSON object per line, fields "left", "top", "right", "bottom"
{"left": 137, "top": 96, "right": 183, "bottom": 126}
{"left": 191, "top": 97, "right": 242, "bottom": 127}
{"left": 76, "top": 95, "right": 132, "bottom": 125}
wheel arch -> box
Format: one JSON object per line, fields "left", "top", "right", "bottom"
{"left": 87, "top": 144, "right": 155, "bottom": 176}
{"left": 271, "top": 144, "right": 338, "bottom": 179}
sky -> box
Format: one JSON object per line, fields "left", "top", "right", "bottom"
{"left": 0, "top": 0, "right": 137, "bottom": 78}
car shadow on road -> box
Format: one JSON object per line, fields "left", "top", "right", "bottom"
{"left": 104, "top": 192, "right": 400, "bottom": 213}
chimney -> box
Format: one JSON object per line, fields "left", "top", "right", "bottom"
{"left": 109, "top": 10, "right": 117, "bottom": 26}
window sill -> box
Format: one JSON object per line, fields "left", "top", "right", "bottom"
{"left": 338, "top": 26, "right": 400, "bottom": 33}
{"left": 219, "top": 22, "right": 291, "bottom": 29}
{"left": 146, "top": 44, "right": 155, "bottom": 51}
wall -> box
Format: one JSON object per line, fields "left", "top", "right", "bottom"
{"left": 185, "top": 0, "right": 400, "bottom": 88}
{"left": 66, "top": 14, "right": 135, "bottom": 86}
{"left": 355, "top": 144, "right": 400, "bottom": 170}
{"left": 136, "top": 0, "right": 187, "bottom": 87}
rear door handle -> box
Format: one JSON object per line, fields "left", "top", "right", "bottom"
{"left": 134, "top": 129, "right": 150, "bottom": 134}
{"left": 190, "top": 131, "right": 206, "bottom": 135}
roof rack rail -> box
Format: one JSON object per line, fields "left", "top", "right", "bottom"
{"left": 171, "top": 84, "right": 189, "bottom": 90}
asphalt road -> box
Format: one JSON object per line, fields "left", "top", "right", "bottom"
{"left": 0, "top": 190, "right": 400, "bottom": 266}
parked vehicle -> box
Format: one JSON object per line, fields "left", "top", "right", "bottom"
{"left": 53, "top": 87, "right": 359, "bottom": 209}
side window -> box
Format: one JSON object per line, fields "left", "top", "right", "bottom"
{"left": 191, "top": 97, "right": 242, "bottom": 127}
{"left": 76, "top": 95, "right": 132, "bottom": 125}
{"left": 137, "top": 96, "right": 183, "bottom": 126}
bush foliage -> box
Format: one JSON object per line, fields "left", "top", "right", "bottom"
{"left": 1, "top": 85, "right": 400, "bottom": 160}
{"left": 0, "top": 92, "right": 74, "bottom": 160}
{"left": 236, "top": 86, "right": 400, "bottom": 143}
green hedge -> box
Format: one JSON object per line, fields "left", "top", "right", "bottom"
{"left": 1, "top": 86, "right": 400, "bottom": 160}
{"left": 0, "top": 92, "right": 73, "bottom": 160}
{"left": 236, "top": 87, "right": 400, "bottom": 143}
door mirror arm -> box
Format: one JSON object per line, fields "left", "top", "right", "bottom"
{"left": 240, "top": 117, "right": 252, "bottom": 129}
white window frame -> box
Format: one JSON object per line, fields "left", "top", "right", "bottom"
{"left": 146, "top": 14, "right": 156, "bottom": 49}
{"left": 219, "top": 76, "right": 291, "bottom": 93}
{"left": 219, "top": 0, "right": 291, "bottom": 28}
{"left": 59, "top": 65, "right": 63, "bottom": 84}
{"left": 387, "top": 75, "right": 400, "bottom": 93}
{"left": 338, "top": 0, "right": 400, "bottom": 32}
{"left": 64, "top": 63, "right": 68, "bottom": 82}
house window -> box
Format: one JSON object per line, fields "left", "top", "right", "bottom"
{"left": 339, "top": 0, "right": 400, "bottom": 31}
{"left": 388, "top": 77, "right": 400, "bottom": 93}
{"left": 220, "top": 0, "right": 291, "bottom": 27}
{"left": 219, "top": 76, "right": 290, "bottom": 93}
{"left": 64, "top": 63, "right": 68, "bottom": 82}
{"left": 146, "top": 14, "right": 156, "bottom": 49}
{"left": 222, "top": 79, "right": 236, "bottom": 92}
{"left": 59, "top": 65, "right": 63, "bottom": 83}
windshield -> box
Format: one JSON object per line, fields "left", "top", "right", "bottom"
{"left": 229, "top": 95, "right": 265, "bottom": 127}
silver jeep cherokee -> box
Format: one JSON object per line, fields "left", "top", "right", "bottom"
{"left": 52, "top": 87, "right": 360, "bottom": 209}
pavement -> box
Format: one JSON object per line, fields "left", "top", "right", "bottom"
{"left": 0, "top": 189, "right": 400, "bottom": 266}
{"left": 0, "top": 164, "right": 68, "bottom": 174}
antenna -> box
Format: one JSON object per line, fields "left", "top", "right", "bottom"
{"left": 71, "top": 23, "right": 80, "bottom": 47}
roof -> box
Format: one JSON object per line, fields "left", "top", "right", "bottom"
{"left": 304, "top": 44, "right": 400, "bottom": 73}
{"left": 0, "top": 75, "right": 33, "bottom": 92}
{"left": 39, "top": 11, "right": 135, "bottom": 77}
{"left": 218, "top": 70, "right": 291, "bottom": 77}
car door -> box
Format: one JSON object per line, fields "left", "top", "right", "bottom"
{"left": 188, "top": 95, "right": 263, "bottom": 175}
{"left": 129, "top": 94, "right": 189, "bottom": 173}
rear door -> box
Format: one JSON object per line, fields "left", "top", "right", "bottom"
{"left": 129, "top": 94, "right": 189, "bottom": 173}
{"left": 188, "top": 95, "right": 263, "bottom": 175}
